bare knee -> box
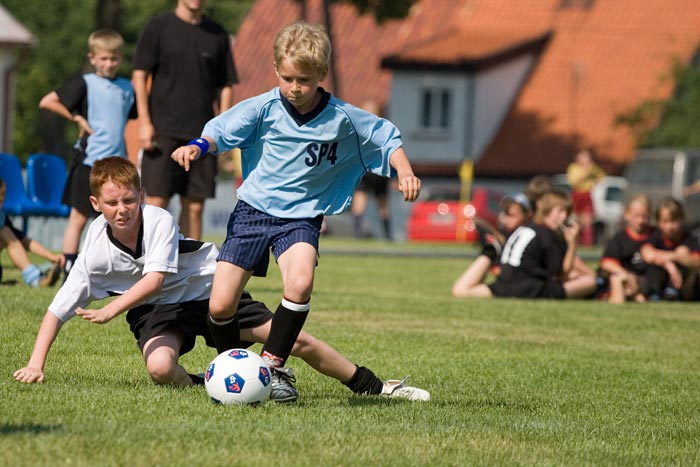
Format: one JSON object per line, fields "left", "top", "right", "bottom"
{"left": 145, "top": 353, "right": 178, "bottom": 385}
{"left": 283, "top": 275, "right": 314, "bottom": 303}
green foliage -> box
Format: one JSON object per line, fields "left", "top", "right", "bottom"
{"left": 4, "top": 0, "right": 254, "bottom": 160}
{"left": 616, "top": 56, "right": 700, "bottom": 149}
{"left": 2, "top": 243, "right": 700, "bottom": 466}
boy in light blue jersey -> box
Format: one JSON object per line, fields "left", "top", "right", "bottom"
{"left": 172, "top": 21, "right": 421, "bottom": 402}
{"left": 40, "top": 29, "right": 136, "bottom": 283}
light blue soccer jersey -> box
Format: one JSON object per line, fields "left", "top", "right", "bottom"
{"left": 203, "top": 88, "right": 403, "bottom": 219}
{"left": 82, "top": 73, "right": 134, "bottom": 166}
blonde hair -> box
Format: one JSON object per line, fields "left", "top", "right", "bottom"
{"left": 625, "top": 193, "right": 652, "bottom": 213}
{"left": 534, "top": 189, "right": 571, "bottom": 223}
{"left": 88, "top": 29, "right": 124, "bottom": 54}
{"left": 90, "top": 156, "right": 140, "bottom": 197}
{"left": 273, "top": 21, "right": 330, "bottom": 77}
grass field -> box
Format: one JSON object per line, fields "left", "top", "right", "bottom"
{"left": 1, "top": 239, "right": 699, "bottom": 466}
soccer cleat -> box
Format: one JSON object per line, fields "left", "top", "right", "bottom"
{"left": 39, "top": 262, "right": 62, "bottom": 287}
{"left": 269, "top": 367, "right": 299, "bottom": 403}
{"left": 381, "top": 376, "right": 430, "bottom": 401}
{"left": 188, "top": 373, "right": 205, "bottom": 386}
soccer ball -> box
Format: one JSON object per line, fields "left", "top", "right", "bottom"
{"left": 204, "top": 349, "right": 272, "bottom": 406}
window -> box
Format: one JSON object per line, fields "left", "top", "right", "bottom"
{"left": 420, "top": 88, "right": 451, "bottom": 130}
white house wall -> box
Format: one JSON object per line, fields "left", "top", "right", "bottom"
{"left": 472, "top": 53, "right": 537, "bottom": 160}
{"left": 387, "top": 71, "right": 468, "bottom": 165}
{"left": 386, "top": 53, "right": 538, "bottom": 166}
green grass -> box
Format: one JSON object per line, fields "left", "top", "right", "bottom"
{"left": 1, "top": 240, "right": 699, "bottom": 466}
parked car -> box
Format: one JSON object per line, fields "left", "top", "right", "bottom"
{"left": 551, "top": 174, "right": 627, "bottom": 243}
{"left": 623, "top": 148, "right": 700, "bottom": 228}
{"left": 407, "top": 185, "right": 504, "bottom": 243}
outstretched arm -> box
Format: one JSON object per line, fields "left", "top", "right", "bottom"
{"left": 76, "top": 271, "right": 166, "bottom": 324}
{"left": 14, "top": 312, "right": 64, "bottom": 383}
{"left": 171, "top": 137, "right": 217, "bottom": 172}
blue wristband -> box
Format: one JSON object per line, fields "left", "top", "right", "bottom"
{"left": 188, "top": 138, "right": 209, "bottom": 157}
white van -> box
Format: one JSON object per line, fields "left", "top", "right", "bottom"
{"left": 623, "top": 149, "right": 700, "bottom": 228}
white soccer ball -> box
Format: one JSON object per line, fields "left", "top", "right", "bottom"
{"left": 204, "top": 348, "right": 272, "bottom": 406}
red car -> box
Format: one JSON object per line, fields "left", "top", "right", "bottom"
{"left": 407, "top": 185, "right": 504, "bottom": 243}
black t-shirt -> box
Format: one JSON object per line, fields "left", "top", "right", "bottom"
{"left": 601, "top": 227, "right": 652, "bottom": 275}
{"left": 132, "top": 12, "right": 238, "bottom": 139}
{"left": 497, "top": 222, "right": 567, "bottom": 283}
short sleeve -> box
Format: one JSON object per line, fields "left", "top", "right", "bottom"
{"left": 55, "top": 75, "right": 87, "bottom": 116}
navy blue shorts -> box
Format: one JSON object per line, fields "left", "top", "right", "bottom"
{"left": 217, "top": 200, "right": 323, "bottom": 277}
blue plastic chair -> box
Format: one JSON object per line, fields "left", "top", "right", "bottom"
{"left": 0, "top": 153, "right": 36, "bottom": 216}
{"left": 26, "top": 153, "right": 71, "bottom": 217}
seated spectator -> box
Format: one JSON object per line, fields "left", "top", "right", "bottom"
{"left": 0, "top": 179, "right": 63, "bottom": 287}
{"left": 451, "top": 193, "right": 532, "bottom": 297}
{"left": 641, "top": 197, "right": 700, "bottom": 301}
{"left": 598, "top": 194, "right": 653, "bottom": 303}
{"left": 454, "top": 190, "right": 597, "bottom": 299}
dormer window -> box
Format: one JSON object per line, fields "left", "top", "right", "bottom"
{"left": 420, "top": 87, "right": 452, "bottom": 130}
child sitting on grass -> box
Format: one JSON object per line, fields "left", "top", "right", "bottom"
{"left": 451, "top": 192, "right": 532, "bottom": 297}
{"left": 454, "top": 190, "right": 597, "bottom": 299}
{"left": 0, "top": 178, "right": 62, "bottom": 287}
{"left": 640, "top": 197, "right": 700, "bottom": 301}
{"left": 598, "top": 194, "right": 653, "bottom": 303}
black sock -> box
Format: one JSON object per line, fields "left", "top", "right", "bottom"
{"left": 382, "top": 218, "right": 391, "bottom": 239}
{"left": 344, "top": 366, "right": 383, "bottom": 395}
{"left": 261, "top": 300, "right": 308, "bottom": 367}
{"left": 63, "top": 253, "right": 78, "bottom": 282}
{"left": 206, "top": 314, "right": 241, "bottom": 354}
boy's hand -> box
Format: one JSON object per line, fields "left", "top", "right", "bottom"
{"left": 171, "top": 145, "right": 201, "bottom": 172}
{"left": 139, "top": 121, "right": 156, "bottom": 151}
{"left": 561, "top": 220, "right": 580, "bottom": 244}
{"left": 73, "top": 115, "right": 94, "bottom": 138}
{"left": 76, "top": 307, "right": 116, "bottom": 324}
{"left": 14, "top": 366, "right": 45, "bottom": 384}
{"left": 397, "top": 175, "right": 421, "bottom": 202}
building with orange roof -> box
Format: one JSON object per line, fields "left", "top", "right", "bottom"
{"left": 227, "top": 0, "right": 700, "bottom": 179}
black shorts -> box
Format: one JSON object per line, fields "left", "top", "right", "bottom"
{"left": 357, "top": 173, "right": 388, "bottom": 198}
{"left": 140, "top": 134, "right": 217, "bottom": 200}
{"left": 62, "top": 153, "right": 99, "bottom": 217}
{"left": 489, "top": 276, "right": 566, "bottom": 299}
{"left": 125, "top": 291, "right": 273, "bottom": 356}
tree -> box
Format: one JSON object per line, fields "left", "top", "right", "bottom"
{"left": 4, "top": 0, "right": 254, "bottom": 160}
{"left": 616, "top": 55, "right": 700, "bottom": 148}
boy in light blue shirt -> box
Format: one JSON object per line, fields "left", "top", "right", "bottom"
{"left": 172, "top": 21, "right": 421, "bottom": 402}
{"left": 39, "top": 29, "right": 136, "bottom": 283}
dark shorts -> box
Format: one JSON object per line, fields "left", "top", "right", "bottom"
{"left": 357, "top": 173, "right": 388, "bottom": 198}
{"left": 125, "top": 291, "right": 273, "bottom": 356}
{"left": 62, "top": 154, "right": 99, "bottom": 217}
{"left": 140, "top": 134, "right": 217, "bottom": 200}
{"left": 217, "top": 200, "right": 322, "bottom": 277}
{"left": 489, "top": 276, "right": 566, "bottom": 299}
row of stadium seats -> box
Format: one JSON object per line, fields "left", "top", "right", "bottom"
{"left": 0, "top": 152, "right": 70, "bottom": 232}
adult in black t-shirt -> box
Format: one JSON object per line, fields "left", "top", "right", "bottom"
{"left": 132, "top": 0, "right": 238, "bottom": 240}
